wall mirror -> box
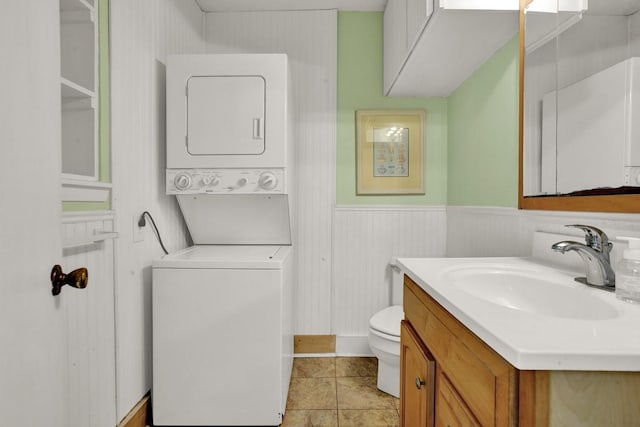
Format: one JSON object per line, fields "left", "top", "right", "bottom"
{"left": 519, "top": 0, "right": 640, "bottom": 212}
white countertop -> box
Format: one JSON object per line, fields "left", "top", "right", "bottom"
{"left": 397, "top": 257, "right": 640, "bottom": 371}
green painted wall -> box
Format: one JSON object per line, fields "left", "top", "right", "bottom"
{"left": 336, "top": 12, "right": 448, "bottom": 205}
{"left": 446, "top": 36, "right": 519, "bottom": 207}
{"left": 63, "top": 0, "right": 110, "bottom": 212}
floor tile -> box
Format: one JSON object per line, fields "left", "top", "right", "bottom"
{"left": 336, "top": 377, "right": 397, "bottom": 410}
{"left": 287, "top": 377, "right": 337, "bottom": 410}
{"left": 281, "top": 409, "right": 338, "bottom": 427}
{"left": 292, "top": 357, "right": 336, "bottom": 378}
{"left": 338, "top": 409, "right": 399, "bottom": 426}
{"left": 335, "top": 357, "right": 377, "bottom": 377}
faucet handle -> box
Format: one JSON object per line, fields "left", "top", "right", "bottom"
{"left": 565, "top": 224, "right": 611, "bottom": 254}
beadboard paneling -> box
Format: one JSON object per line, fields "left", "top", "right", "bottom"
{"left": 446, "top": 206, "right": 531, "bottom": 257}
{"left": 333, "top": 207, "right": 447, "bottom": 338}
{"left": 110, "top": 0, "right": 202, "bottom": 420}
{"left": 204, "top": 10, "right": 337, "bottom": 334}
{"left": 61, "top": 212, "right": 117, "bottom": 427}
{"left": 446, "top": 206, "right": 640, "bottom": 258}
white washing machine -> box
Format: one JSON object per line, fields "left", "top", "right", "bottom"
{"left": 152, "top": 54, "right": 294, "bottom": 426}
{"left": 152, "top": 245, "right": 293, "bottom": 426}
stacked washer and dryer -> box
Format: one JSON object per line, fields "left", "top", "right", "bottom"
{"left": 152, "top": 54, "right": 294, "bottom": 426}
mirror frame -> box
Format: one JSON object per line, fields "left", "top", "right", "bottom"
{"left": 518, "top": 0, "right": 640, "bottom": 213}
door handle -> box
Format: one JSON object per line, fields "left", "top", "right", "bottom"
{"left": 51, "top": 265, "right": 88, "bottom": 296}
{"left": 253, "top": 118, "right": 262, "bottom": 139}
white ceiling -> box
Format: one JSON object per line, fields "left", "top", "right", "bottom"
{"left": 195, "top": 0, "right": 387, "bottom": 12}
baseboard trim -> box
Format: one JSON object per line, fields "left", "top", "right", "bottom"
{"left": 336, "top": 335, "right": 374, "bottom": 356}
{"left": 117, "top": 392, "right": 151, "bottom": 427}
{"left": 294, "top": 335, "right": 336, "bottom": 354}
{"left": 293, "top": 335, "right": 373, "bottom": 356}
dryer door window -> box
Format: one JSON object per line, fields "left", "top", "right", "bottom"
{"left": 186, "top": 75, "right": 265, "bottom": 156}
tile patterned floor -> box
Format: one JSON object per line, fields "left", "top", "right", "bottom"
{"left": 282, "top": 357, "right": 400, "bottom": 427}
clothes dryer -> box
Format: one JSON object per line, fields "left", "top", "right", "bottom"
{"left": 152, "top": 54, "right": 294, "bottom": 426}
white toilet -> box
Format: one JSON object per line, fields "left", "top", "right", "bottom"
{"left": 368, "top": 259, "right": 405, "bottom": 398}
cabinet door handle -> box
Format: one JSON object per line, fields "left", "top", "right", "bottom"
{"left": 415, "top": 377, "right": 425, "bottom": 389}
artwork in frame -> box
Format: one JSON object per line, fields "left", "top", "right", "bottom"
{"left": 356, "top": 110, "right": 425, "bottom": 195}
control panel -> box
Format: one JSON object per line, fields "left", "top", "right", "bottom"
{"left": 166, "top": 168, "right": 286, "bottom": 194}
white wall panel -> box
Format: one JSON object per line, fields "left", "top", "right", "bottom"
{"left": 110, "top": 0, "right": 203, "bottom": 421}
{"left": 333, "top": 207, "right": 447, "bottom": 340}
{"left": 204, "top": 10, "right": 337, "bottom": 334}
{"left": 446, "top": 206, "right": 531, "bottom": 257}
{"left": 447, "top": 206, "right": 640, "bottom": 258}
{"left": 61, "top": 213, "right": 117, "bottom": 427}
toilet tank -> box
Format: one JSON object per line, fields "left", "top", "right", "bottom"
{"left": 390, "top": 257, "right": 404, "bottom": 305}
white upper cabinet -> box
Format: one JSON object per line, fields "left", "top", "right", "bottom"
{"left": 383, "top": 0, "right": 519, "bottom": 97}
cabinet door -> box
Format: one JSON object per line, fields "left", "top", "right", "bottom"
{"left": 383, "top": 0, "right": 408, "bottom": 93}
{"left": 400, "top": 321, "right": 435, "bottom": 427}
{"left": 406, "top": 0, "right": 432, "bottom": 48}
{"left": 436, "top": 368, "right": 481, "bottom": 427}
{"left": 404, "top": 277, "right": 518, "bottom": 426}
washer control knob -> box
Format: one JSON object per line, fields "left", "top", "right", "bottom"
{"left": 174, "top": 173, "right": 192, "bottom": 191}
{"left": 258, "top": 172, "right": 278, "bottom": 190}
{"left": 202, "top": 176, "right": 220, "bottom": 186}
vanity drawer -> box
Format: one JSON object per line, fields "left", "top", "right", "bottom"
{"left": 403, "top": 275, "right": 517, "bottom": 426}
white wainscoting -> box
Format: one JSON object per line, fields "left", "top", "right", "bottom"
{"left": 447, "top": 206, "right": 640, "bottom": 258}
{"left": 204, "top": 10, "right": 337, "bottom": 335}
{"left": 446, "top": 206, "right": 531, "bottom": 257}
{"left": 333, "top": 206, "right": 447, "bottom": 355}
{"left": 61, "top": 211, "right": 117, "bottom": 427}
{"left": 110, "top": 0, "right": 202, "bottom": 420}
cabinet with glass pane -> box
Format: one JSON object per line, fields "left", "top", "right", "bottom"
{"left": 60, "top": 0, "right": 109, "bottom": 202}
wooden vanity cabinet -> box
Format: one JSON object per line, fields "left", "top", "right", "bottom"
{"left": 435, "top": 367, "right": 481, "bottom": 427}
{"left": 401, "top": 275, "right": 519, "bottom": 427}
{"left": 401, "top": 275, "right": 640, "bottom": 427}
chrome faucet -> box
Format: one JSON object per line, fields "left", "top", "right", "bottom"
{"left": 551, "top": 224, "right": 615, "bottom": 291}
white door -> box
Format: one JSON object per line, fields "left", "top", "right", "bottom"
{"left": 0, "top": 1, "right": 69, "bottom": 426}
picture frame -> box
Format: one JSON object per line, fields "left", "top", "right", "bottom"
{"left": 356, "top": 109, "right": 425, "bottom": 195}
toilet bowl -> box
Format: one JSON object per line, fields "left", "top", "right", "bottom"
{"left": 368, "top": 259, "right": 404, "bottom": 398}
{"left": 368, "top": 305, "right": 403, "bottom": 398}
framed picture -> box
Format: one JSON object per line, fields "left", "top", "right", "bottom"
{"left": 356, "top": 110, "right": 425, "bottom": 195}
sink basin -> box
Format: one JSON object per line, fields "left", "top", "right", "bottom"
{"left": 442, "top": 265, "right": 619, "bottom": 320}
{"left": 397, "top": 256, "right": 640, "bottom": 370}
